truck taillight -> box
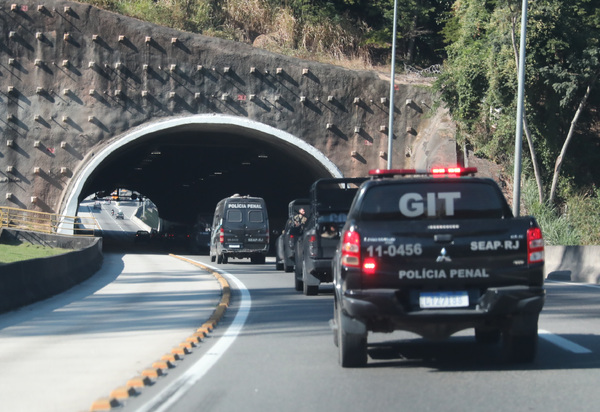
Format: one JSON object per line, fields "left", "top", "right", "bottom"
{"left": 309, "top": 234, "right": 318, "bottom": 257}
{"left": 527, "top": 227, "right": 544, "bottom": 264}
{"left": 341, "top": 230, "right": 360, "bottom": 268}
{"left": 219, "top": 228, "right": 224, "bottom": 244}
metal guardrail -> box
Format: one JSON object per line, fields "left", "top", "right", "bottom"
{"left": 0, "top": 206, "right": 100, "bottom": 236}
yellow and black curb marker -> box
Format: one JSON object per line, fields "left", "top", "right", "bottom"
{"left": 89, "top": 256, "right": 230, "bottom": 411}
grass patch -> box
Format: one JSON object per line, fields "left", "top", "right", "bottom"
{"left": 0, "top": 243, "right": 70, "bottom": 264}
{"left": 521, "top": 179, "right": 600, "bottom": 245}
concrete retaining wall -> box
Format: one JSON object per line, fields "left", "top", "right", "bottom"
{"left": 545, "top": 245, "right": 600, "bottom": 284}
{"left": 0, "top": 229, "right": 103, "bottom": 313}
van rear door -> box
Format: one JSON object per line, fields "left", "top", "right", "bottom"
{"left": 244, "top": 207, "right": 269, "bottom": 250}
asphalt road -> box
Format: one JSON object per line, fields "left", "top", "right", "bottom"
{"left": 122, "top": 256, "right": 600, "bottom": 412}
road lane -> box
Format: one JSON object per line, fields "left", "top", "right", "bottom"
{"left": 0, "top": 253, "right": 222, "bottom": 412}
{"left": 121, "top": 256, "right": 600, "bottom": 412}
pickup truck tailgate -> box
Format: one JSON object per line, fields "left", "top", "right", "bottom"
{"left": 358, "top": 217, "right": 541, "bottom": 289}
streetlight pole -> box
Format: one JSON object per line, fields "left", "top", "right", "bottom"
{"left": 512, "top": 0, "right": 528, "bottom": 217}
{"left": 387, "top": 0, "right": 399, "bottom": 169}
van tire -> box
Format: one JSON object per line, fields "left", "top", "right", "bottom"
{"left": 251, "top": 254, "right": 266, "bottom": 264}
{"left": 210, "top": 254, "right": 216, "bottom": 262}
{"left": 217, "top": 254, "right": 223, "bottom": 264}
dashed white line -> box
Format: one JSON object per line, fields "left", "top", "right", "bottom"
{"left": 539, "top": 329, "right": 592, "bottom": 354}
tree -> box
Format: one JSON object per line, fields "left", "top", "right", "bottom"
{"left": 436, "top": 0, "right": 600, "bottom": 207}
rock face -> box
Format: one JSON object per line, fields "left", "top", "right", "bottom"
{"left": 0, "top": 0, "right": 457, "bottom": 215}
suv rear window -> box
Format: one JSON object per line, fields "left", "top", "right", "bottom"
{"left": 359, "top": 182, "right": 508, "bottom": 220}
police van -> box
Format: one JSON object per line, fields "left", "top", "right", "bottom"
{"left": 210, "top": 194, "right": 270, "bottom": 264}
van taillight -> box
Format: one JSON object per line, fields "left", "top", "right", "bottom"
{"left": 341, "top": 230, "right": 361, "bottom": 268}
{"left": 219, "top": 228, "right": 224, "bottom": 244}
{"left": 527, "top": 227, "right": 544, "bottom": 264}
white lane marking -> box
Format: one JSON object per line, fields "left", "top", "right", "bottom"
{"left": 539, "top": 330, "right": 592, "bottom": 354}
{"left": 137, "top": 264, "right": 250, "bottom": 412}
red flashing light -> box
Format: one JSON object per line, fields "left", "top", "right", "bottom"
{"left": 368, "top": 167, "right": 477, "bottom": 178}
{"left": 431, "top": 167, "right": 478, "bottom": 176}
{"left": 369, "top": 169, "right": 416, "bottom": 177}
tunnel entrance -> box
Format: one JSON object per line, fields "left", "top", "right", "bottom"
{"left": 62, "top": 115, "right": 342, "bottom": 237}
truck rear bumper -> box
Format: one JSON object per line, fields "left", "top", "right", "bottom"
{"left": 223, "top": 246, "right": 268, "bottom": 257}
{"left": 341, "top": 285, "right": 545, "bottom": 339}
{"left": 306, "top": 258, "right": 333, "bottom": 283}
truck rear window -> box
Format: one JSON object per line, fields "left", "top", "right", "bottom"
{"left": 315, "top": 189, "right": 359, "bottom": 212}
{"left": 359, "top": 182, "right": 508, "bottom": 220}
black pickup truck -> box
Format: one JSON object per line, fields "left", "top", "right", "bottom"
{"left": 331, "top": 167, "right": 545, "bottom": 367}
{"left": 295, "top": 178, "right": 367, "bottom": 295}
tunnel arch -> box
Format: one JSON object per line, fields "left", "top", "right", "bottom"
{"left": 60, "top": 114, "right": 343, "bottom": 231}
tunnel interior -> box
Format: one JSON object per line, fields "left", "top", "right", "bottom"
{"left": 79, "top": 123, "right": 334, "bottom": 234}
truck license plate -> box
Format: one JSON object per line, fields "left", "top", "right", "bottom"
{"left": 419, "top": 291, "right": 469, "bottom": 308}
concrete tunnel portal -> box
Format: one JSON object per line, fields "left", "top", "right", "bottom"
{"left": 64, "top": 115, "right": 343, "bottom": 234}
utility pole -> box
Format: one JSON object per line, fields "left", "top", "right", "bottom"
{"left": 387, "top": 0, "right": 399, "bottom": 169}
{"left": 513, "top": 0, "right": 528, "bottom": 217}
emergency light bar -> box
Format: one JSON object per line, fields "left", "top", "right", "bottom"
{"left": 369, "top": 167, "right": 477, "bottom": 178}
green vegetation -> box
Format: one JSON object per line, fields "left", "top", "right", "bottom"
{"left": 0, "top": 243, "right": 70, "bottom": 264}
{"left": 523, "top": 178, "right": 600, "bottom": 246}
{"left": 435, "top": 1, "right": 600, "bottom": 205}
{"left": 85, "top": 0, "right": 452, "bottom": 68}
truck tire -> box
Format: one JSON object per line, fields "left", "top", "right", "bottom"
{"left": 502, "top": 331, "right": 538, "bottom": 363}
{"left": 283, "top": 261, "right": 293, "bottom": 273}
{"left": 333, "top": 300, "right": 339, "bottom": 347}
{"left": 303, "top": 283, "right": 318, "bottom": 296}
{"left": 294, "top": 276, "right": 303, "bottom": 292}
{"left": 302, "top": 265, "right": 318, "bottom": 296}
{"left": 475, "top": 327, "right": 501, "bottom": 344}
{"left": 294, "top": 257, "right": 303, "bottom": 292}
{"left": 337, "top": 306, "right": 367, "bottom": 367}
